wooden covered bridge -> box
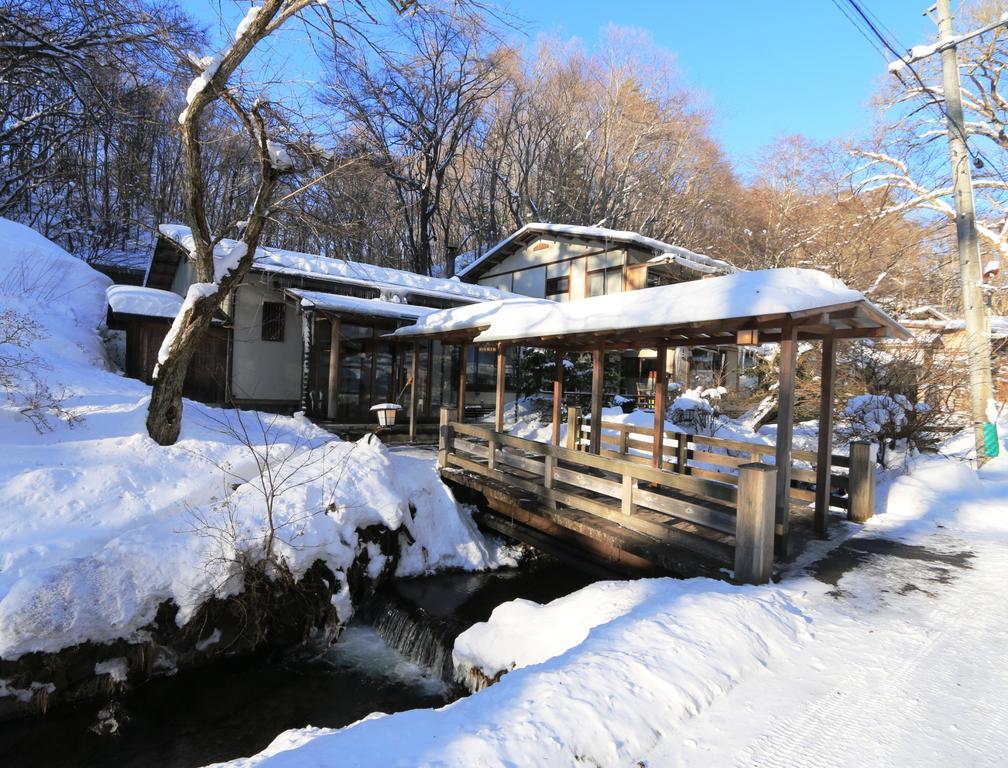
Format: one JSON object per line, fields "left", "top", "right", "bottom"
{"left": 393, "top": 269, "right": 910, "bottom": 584}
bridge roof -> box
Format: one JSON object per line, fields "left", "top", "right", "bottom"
{"left": 391, "top": 268, "right": 910, "bottom": 349}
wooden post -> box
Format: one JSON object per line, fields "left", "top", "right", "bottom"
{"left": 589, "top": 348, "right": 604, "bottom": 454}
{"left": 457, "top": 343, "right": 468, "bottom": 423}
{"left": 437, "top": 406, "right": 454, "bottom": 469}
{"left": 621, "top": 471, "right": 635, "bottom": 516}
{"left": 814, "top": 336, "right": 836, "bottom": 536}
{"left": 544, "top": 455, "right": 554, "bottom": 489}
{"left": 552, "top": 349, "right": 563, "bottom": 446}
{"left": 566, "top": 406, "right": 581, "bottom": 450}
{"left": 409, "top": 341, "right": 419, "bottom": 443}
{"left": 774, "top": 325, "right": 798, "bottom": 557}
{"left": 652, "top": 345, "right": 668, "bottom": 468}
{"left": 618, "top": 425, "right": 629, "bottom": 457}
{"left": 734, "top": 462, "right": 778, "bottom": 585}
{"left": 848, "top": 440, "right": 877, "bottom": 523}
{"left": 326, "top": 317, "right": 341, "bottom": 420}
{"left": 676, "top": 432, "right": 691, "bottom": 475}
{"left": 489, "top": 344, "right": 506, "bottom": 471}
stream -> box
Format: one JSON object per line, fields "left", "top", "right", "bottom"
{"left": 0, "top": 559, "right": 597, "bottom": 768}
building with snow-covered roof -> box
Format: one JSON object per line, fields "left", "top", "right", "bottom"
{"left": 113, "top": 225, "right": 519, "bottom": 426}
{"left": 457, "top": 222, "right": 743, "bottom": 394}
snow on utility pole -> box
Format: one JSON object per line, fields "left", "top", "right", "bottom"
{"left": 890, "top": 0, "right": 999, "bottom": 464}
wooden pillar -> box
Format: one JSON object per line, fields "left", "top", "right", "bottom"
{"left": 408, "top": 341, "right": 419, "bottom": 443}
{"left": 552, "top": 349, "right": 564, "bottom": 446}
{"left": 438, "top": 406, "right": 454, "bottom": 468}
{"left": 566, "top": 406, "right": 581, "bottom": 450}
{"left": 774, "top": 325, "right": 798, "bottom": 557}
{"left": 589, "top": 348, "right": 604, "bottom": 454}
{"left": 814, "top": 336, "right": 836, "bottom": 536}
{"left": 457, "top": 342, "right": 468, "bottom": 423}
{"left": 326, "top": 317, "right": 341, "bottom": 420}
{"left": 652, "top": 345, "right": 668, "bottom": 468}
{"left": 734, "top": 462, "right": 778, "bottom": 585}
{"left": 848, "top": 440, "right": 877, "bottom": 523}
{"left": 494, "top": 345, "right": 506, "bottom": 433}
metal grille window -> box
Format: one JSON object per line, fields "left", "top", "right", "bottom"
{"left": 261, "top": 301, "right": 286, "bottom": 342}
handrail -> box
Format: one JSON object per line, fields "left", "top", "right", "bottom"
{"left": 438, "top": 408, "right": 778, "bottom": 584}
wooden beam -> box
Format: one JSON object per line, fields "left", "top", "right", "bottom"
{"left": 774, "top": 325, "right": 798, "bottom": 556}
{"left": 848, "top": 441, "right": 877, "bottom": 523}
{"left": 409, "top": 341, "right": 419, "bottom": 442}
{"left": 458, "top": 342, "right": 468, "bottom": 423}
{"left": 652, "top": 345, "right": 668, "bottom": 468}
{"left": 590, "top": 348, "right": 604, "bottom": 454}
{"left": 495, "top": 344, "right": 506, "bottom": 433}
{"left": 814, "top": 336, "right": 836, "bottom": 536}
{"left": 552, "top": 348, "right": 563, "bottom": 446}
{"left": 326, "top": 317, "right": 341, "bottom": 420}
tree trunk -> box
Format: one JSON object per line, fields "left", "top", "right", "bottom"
{"left": 145, "top": 298, "right": 217, "bottom": 445}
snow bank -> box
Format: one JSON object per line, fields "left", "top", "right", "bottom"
{"left": 218, "top": 579, "right": 809, "bottom": 767}
{"left": 0, "top": 219, "right": 508, "bottom": 660}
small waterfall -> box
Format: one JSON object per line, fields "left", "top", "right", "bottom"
{"left": 367, "top": 595, "right": 460, "bottom": 682}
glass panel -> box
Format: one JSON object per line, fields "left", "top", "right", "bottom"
{"left": 337, "top": 337, "right": 371, "bottom": 418}
{"left": 606, "top": 267, "right": 623, "bottom": 295}
{"left": 373, "top": 341, "right": 394, "bottom": 404}
{"left": 588, "top": 270, "right": 605, "bottom": 297}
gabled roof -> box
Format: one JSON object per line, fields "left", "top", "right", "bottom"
{"left": 457, "top": 222, "right": 737, "bottom": 281}
{"left": 393, "top": 268, "right": 910, "bottom": 348}
{"left": 155, "top": 224, "right": 519, "bottom": 305}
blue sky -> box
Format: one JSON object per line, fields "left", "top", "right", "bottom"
{"left": 178, "top": 1, "right": 939, "bottom": 169}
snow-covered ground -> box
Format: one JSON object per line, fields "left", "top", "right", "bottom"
{"left": 0, "top": 218, "right": 509, "bottom": 661}
{"left": 217, "top": 422, "right": 1008, "bottom": 767}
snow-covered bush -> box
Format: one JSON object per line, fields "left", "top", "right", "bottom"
{"left": 668, "top": 387, "right": 719, "bottom": 433}
{"left": 844, "top": 393, "right": 932, "bottom": 462}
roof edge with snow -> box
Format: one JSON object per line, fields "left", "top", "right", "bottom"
{"left": 457, "top": 222, "right": 738, "bottom": 281}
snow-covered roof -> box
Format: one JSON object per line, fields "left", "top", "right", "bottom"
{"left": 158, "top": 224, "right": 518, "bottom": 304}
{"left": 106, "top": 285, "right": 183, "bottom": 319}
{"left": 394, "top": 268, "right": 909, "bottom": 345}
{"left": 286, "top": 289, "right": 438, "bottom": 321}
{"left": 457, "top": 222, "right": 737, "bottom": 279}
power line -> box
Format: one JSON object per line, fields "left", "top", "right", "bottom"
{"left": 838, "top": 0, "right": 1008, "bottom": 185}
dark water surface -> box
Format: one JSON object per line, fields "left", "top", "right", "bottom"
{"left": 0, "top": 561, "right": 598, "bottom": 768}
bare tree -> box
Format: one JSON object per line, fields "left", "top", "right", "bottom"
{"left": 326, "top": 6, "right": 504, "bottom": 275}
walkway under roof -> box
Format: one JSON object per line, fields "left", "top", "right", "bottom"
{"left": 393, "top": 268, "right": 910, "bottom": 564}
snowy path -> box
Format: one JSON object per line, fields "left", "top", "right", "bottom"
{"left": 659, "top": 460, "right": 1008, "bottom": 768}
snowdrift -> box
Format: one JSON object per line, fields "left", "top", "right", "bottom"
{"left": 0, "top": 218, "right": 508, "bottom": 662}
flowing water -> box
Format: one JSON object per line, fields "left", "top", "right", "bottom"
{"left": 0, "top": 559, "right": 598, "bottom": 768}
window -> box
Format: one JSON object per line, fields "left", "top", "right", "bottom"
{"left": 261, "top": 302, "right": 286, "bottom": 341}
{"left": 545, "top": 275, "right": 569, "bottom": 300}
{"left": 587, "top": 267, "right": 623, "bottom": 297}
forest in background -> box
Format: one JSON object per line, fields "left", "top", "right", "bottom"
{"left": 3, "top": 0, "right": 1008, "bottom": 315}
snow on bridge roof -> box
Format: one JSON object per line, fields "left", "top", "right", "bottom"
{"left": 158, "top": 224, "right": 518, "bottom": 305}
{"left": 393, "top": 268, "right": 910, "bottom": 347}
{"left": 286, "top": 289, "right": 437, "bottom": 321}
{"left": 106, "top": 284, "right": 183, "bottom": 319}
{"left": 457, "top": 222, "right": 737, "bottom": 279}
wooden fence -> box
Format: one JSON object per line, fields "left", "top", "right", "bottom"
{"left": 574, "top": 411, "right": 875, "bottom": 520}
{"left": 438, "top": 408, "right": 777, "bottom": 584}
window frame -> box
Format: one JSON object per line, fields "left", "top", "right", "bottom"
{"left": 261, "top": 301, "right": 286, "bottom": 342}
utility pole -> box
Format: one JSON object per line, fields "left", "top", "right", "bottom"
{"left": 892, "top": 0, "right": 998, "bottom": 464}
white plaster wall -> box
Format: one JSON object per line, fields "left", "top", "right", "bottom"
{"left": 229, "top": 275, "right": 303, "bottom": 402}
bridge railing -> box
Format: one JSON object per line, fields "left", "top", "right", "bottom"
{"left": 574, "top": 413, "right": 874, "bottom": 522}
{"left": 438, "top": 407, "right": 777, "bottom": 584}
